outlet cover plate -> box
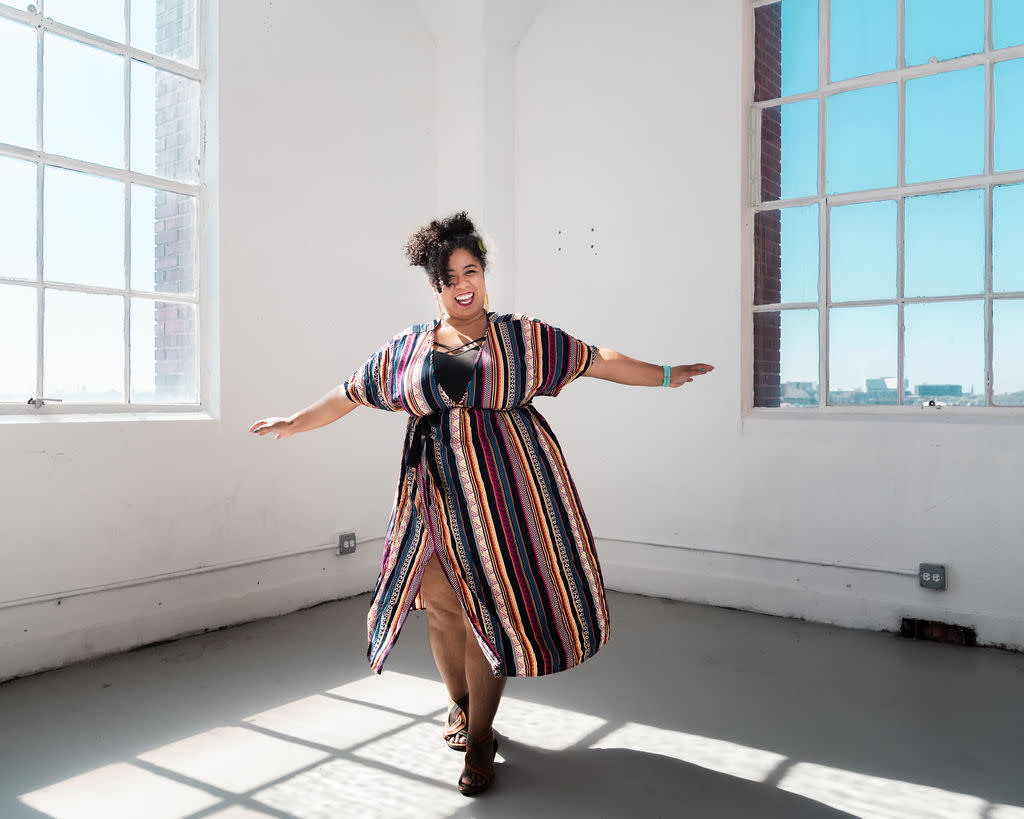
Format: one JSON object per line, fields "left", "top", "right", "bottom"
{"left": 338, "top": 532, "right": 357, "bottom": 555}
{"left": 919, "top": 563, "right": 947, "bottom": 590}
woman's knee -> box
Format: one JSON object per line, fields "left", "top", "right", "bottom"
{"left": 421, "top": 558, "right": 463, "bottom": 618}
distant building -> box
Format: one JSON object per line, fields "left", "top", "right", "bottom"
{"left": 917, "top": 384, "right": 963, "bottom": 397}
{"left": 780, "top": 381, "right": 818, "bottom": 406}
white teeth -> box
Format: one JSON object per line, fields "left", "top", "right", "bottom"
{"left": 456, "top": 294, "right": 473, "bottom": 303}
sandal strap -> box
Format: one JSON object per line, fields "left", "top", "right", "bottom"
{"left": 446, "top": 694, "right": 469, "bottom": 726}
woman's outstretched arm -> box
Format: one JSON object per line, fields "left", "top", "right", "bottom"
{"left": 583, "top": 349, "right": 714, "bottom": 389}
{"left": 249, "top": 385, "right": 358, "bottom": 439}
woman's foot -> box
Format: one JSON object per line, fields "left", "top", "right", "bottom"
{"left": 442, "top": 693, "right": 469, "bottom": 751}
{"left": 458, "top": 729, "right": 498, "bottom": 796}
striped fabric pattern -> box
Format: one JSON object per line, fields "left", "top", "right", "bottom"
{"left": 344, "top": 313, "right": 610, "bottom": 677}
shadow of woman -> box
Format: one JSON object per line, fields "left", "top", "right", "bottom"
{"left": 450, "top": 737, "right": 856, "bottom": 819}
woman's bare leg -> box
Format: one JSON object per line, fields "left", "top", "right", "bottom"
{"left": 419, "top": 553, "right": 506, "bottom": 779}
{"left": 463, "top": 615, "right": 506, "bottom": 739}
{"left": 419, "top": 555, "right": 470, "bottom": 746}
{"left": 460, "top": 608, "right": 506, "bottom": 792}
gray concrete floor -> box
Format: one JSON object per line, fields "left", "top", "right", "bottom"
{"left": 2, "top": 591, "right": 1023, "bottom": 819}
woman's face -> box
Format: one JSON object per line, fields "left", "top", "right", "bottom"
{"left": 436, "top": 247, "right": 486, "bottom": 320}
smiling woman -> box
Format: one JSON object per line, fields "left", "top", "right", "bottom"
{"left": 249, "top": 211, "right": 713, "bottom": 796}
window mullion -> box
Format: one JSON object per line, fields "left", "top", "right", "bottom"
{"left": 897, "top": 198, "right": 906, "bottom": 407}
{"left": 985, "top": 185, "right": 994, "bottom": 406}
{"left": 986, "top": 0, "right": 994, "bottom": 53}
{"left": 985, "top": 11, "right": 995, "bottom": 405}
{"left": 35, "top": 22, "right": 44, "bottom": 403}
{"left": 818, "top": 0, "right": 829, "bottom": 408}
{"left": 896, "top": 0, "right": 906, "bottom": 406}
{"left": 123, "top": 27, "right": 132, "bottom": 404}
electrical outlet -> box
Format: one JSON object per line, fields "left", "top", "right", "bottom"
{"left": 338, "top": 532, "right": 357, "bottom": 556}
{"left": 919, "top": 563, "right": 947, "bottom": 590}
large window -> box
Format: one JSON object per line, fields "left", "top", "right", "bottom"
{"left": 751, "top": 0, "right": 1024, "bottom": 409}
{"left": 0, "top": 1, "right": 203, "bottom": 411}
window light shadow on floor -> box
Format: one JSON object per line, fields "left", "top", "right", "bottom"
{"left": 17, "top": 670, "right": 1024, "bottom": 819}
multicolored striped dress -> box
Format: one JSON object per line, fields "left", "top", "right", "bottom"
{"left": 343, "top": 312, "right": 610, "bottom": 677}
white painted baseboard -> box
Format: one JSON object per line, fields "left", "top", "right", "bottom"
{"left": 0, "top": 541, "right": 382, "bottom": 683}
{"left": 596, "top": 538, "right": 1024, "bottom": 652}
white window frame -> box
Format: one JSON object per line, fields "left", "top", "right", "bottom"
{"left": 0, "top": 1, "right": 207, "bottom": 416}
{"left": 747, "top": 0, "right": 1024, "bottom": 415}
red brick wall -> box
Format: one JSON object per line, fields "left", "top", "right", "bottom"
{"left": 753, "top": 2, "right": 783, "bottom": 408}
{"left": 152, "top": 0, "right": 197, "bottom": 401}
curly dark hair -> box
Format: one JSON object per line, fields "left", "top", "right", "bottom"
{"left": 404, "top": 211, "right": 488, "bottom": 291}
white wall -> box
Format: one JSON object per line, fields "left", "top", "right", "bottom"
{"left": 3, "top": 0, "right": 1022, "bottom": 683}
{"left": 514, "top": 0, "right": 1024, "bottom": 650}
{"left": 0, "top": 0, "right": 438, "bottom": 681}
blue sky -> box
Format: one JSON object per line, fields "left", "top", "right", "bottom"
{"left": 768, "top": 0, "right": 1024, "bottom": 401}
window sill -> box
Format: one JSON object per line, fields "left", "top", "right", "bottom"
{"left": 742, "top": 405, "right": 1024, "bottom": 428}
{"left": 0, "top": 409, "right": 216, "bottom": 425}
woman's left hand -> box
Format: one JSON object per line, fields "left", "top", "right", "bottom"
{"left": 669, "top": 363, "right": 714, "bottom": 388}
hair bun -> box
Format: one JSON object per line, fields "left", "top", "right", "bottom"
{"left": 404, "top": 211, "right": 487, "bottom": 290}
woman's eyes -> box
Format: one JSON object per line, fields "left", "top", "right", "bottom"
{"left": 444, "top": 269, "right": 477, "bottom": 286}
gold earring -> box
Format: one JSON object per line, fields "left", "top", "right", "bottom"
{"left": 437, "top": 299, "right": 445, "bottom": 320}
{"left": 484, "top": 292, "right": 490, "bottom": 311}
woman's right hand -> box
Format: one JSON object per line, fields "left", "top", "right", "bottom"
{"left": 249, "top": 417, "right": 296, "bottom": 439}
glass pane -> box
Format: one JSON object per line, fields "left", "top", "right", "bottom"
{"left": 131, "top": 185, "right": 197, "bottom": 294}
{"left": 0, "top": 284, "right": 36, "bottom": 401}
{"left": 994, "top": 184, "right": 1024, "bottom": 293}
{"left": 831, "top": 0, "right": 897, "bottom": 82}
{"left": 994, "top": 0, "right": 1024, "bottom": 49}
{"left": 828, "top": 305, "right": 897, "bottom": 403}
{"left": 826, "top": 84, "right": 897, "bottom": 194}
{"left": 905, "top": 0, "right": 984, "bottom": 66}
{"left": 905, "top": 300, "right": 984, "bottom": 405}
{"left": 830, "top": 200, "right": 896, "bottom": 302}
{"left": 43, "top": 33, "right": 124, "bottom": 168}
{"left": 994, "top": 58, "right": 1024, "bottom": 172}
{"left": 44, "top": 167, "right": 124, "bottom": 289}
{"left": 0, "top": 156, "right": 37, "bottom": 281}
{"left": 0, "top": 17, "right": 37, "bottom": 149}
{"left": 131, "top": 0, "right": 197, "bottom": 66}
{"left": 44, "top": 289, "right": 124, "bottom": 402}
{"left": 131, "top": 299, "right": 197, "bottom": 403}
{"left": 754, "top": 0, "right": 818, "bottom": 102}
{"left": 993, "top": 300, "right": 1024, "bottom": 405}
{"left": 761, "top": 99, "right": 817, "bottom": 201}
{"left": 905, "top": 189, "right": 984, "bottom": 298}
{"left": 906, "top": 67, "right": 984, "bottom": 183}
{"left": 131, "top": 60, "right": 200, "bottom": 181}
{"left": 754, "top": 205, "right": 818, "bottom": 305}
{"left": 753, "top": 309, "right": 819, "bottom": 407}
{"left": 46, "top": 0, "right": 125, "bottom": 42}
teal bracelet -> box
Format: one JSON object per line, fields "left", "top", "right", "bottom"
{"left": 662, "top": 364, "right": 671, "bottom": 387}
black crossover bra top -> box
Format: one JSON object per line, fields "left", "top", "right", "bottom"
{"left": 432, "top": 335, "right": 486, "bottom": 403}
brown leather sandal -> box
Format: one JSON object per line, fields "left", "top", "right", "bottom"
{"left": 458, "top": 729, "right": 498, "bottom": 796}
{"left": 442, "top": 694, "right": 469, "bottom": 751}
